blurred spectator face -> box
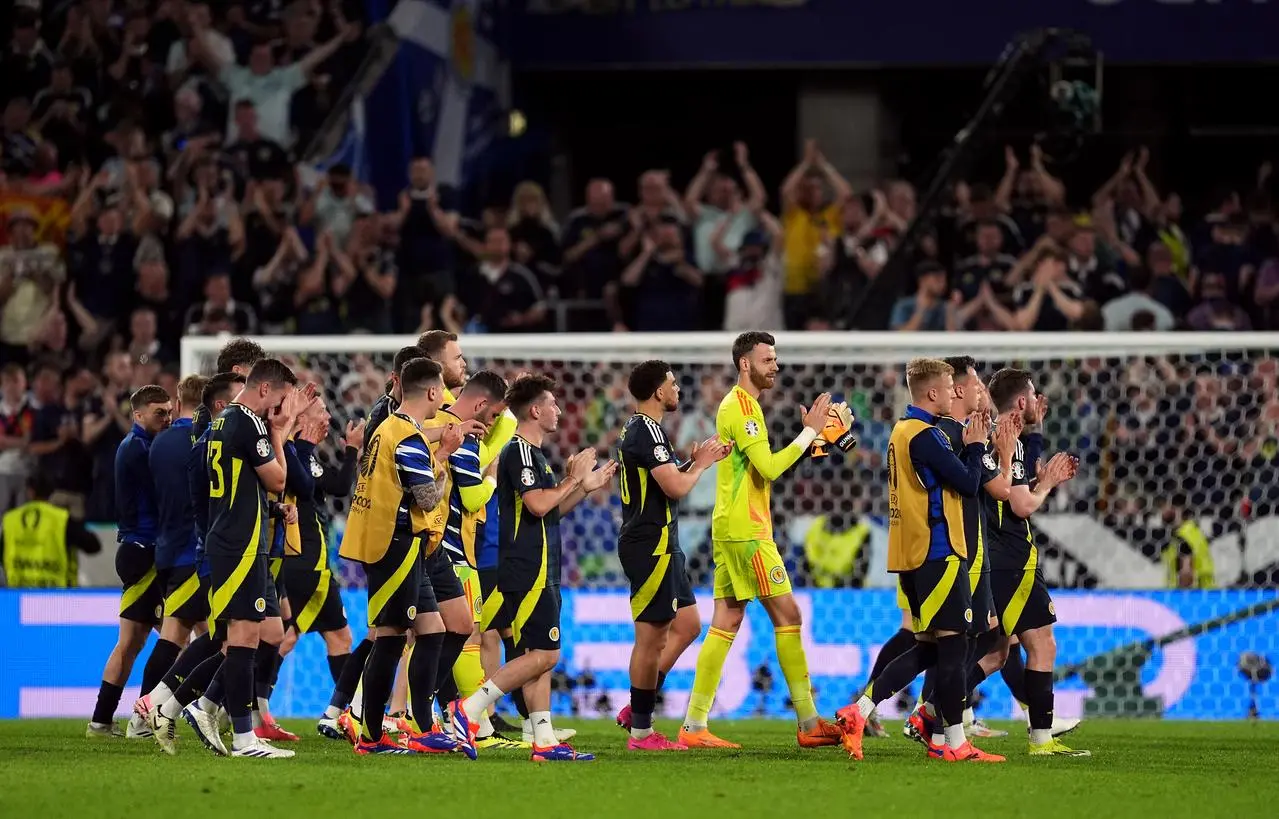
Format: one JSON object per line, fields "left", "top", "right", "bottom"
{"left": 1199, "top": 271, "right": 1227, "bottom": 302}
{"left": 67, "top": 368, "right": 95, "bottom": 402}
{"left": 918, "top": 268, "right": 947, "bottom": 299}
{"left": 0, "top": 368, "right": 25, "bottom": 405}
{"left": 12, "top": 15, "right": 38, "bottom": 52}
{"left": 7, "top": 216, "right": 36, "bottom": 248}
{"left": 797, "top": 174, "right": 824, "bottom": 211}
{"left": 36, "top": 310, "right": 68, "bottom": 353}
{"left": 3, "top": 98, "right": 31, "bottom": 132}
{"left": 1015, "top": 170, "right": 1041, "bottom": 199}
{"left": 1068, "top": 226, "right": 1096, "bottom": 260}
{"left": 408, "top": 158, "right": 433, "bottom": 190}
{"left": 50, "top": 65, "right": 73, "bottom": 93}
{"left": 513, "top": 182, "right": 547, "bottom": 219}
{"left": 188, "top": 1, "right": 213, "bottom": 29}
{"left": 969, "top": 186, "right": 997, "bottom": 220}
{"left": 1146, "top": 243, "right": 1174, "bottom": 277}
{"left": 249, "top": 43, "right": 276, "bottom": 75}
{"left": 1045, "top": 210, "right": 1072, "bottom": 243}
{"left": 655, "top": 222, "right": 682, "bottom": 252}
{"left": 131, "top": 308, "right": 157, "bottom": 342}
{"left": 639, "top": 172, "right": 667, "bottom": 208}
{"left": 484, "top": 227, "right": 511, "bottom": 262}
{"left": 285, "top": 3, "right": 319, "bottom": 44}
{"left": 585, "top": 179, "right": 614, "bottom": 213}
{"left": 976, "top": 222, "right": 1003, "bottom": 256}
{"left": 842, "top": 197, "right": 867, "bottom": 231}
{"left": 887, "top": 181, "right": 916, "bottom": 222}
{"left": 97, "top": 206, "right": 124, "bottom": 237}
{"left": 481, "top": 206, "right": 507, "bottom": 230}
{"left": 175, "top": 88, "right": 202, "bottom": 123}
{"left": 205, "top": 273, "right": 232, "bottom": 305}
{"left": 709, "top": 175, "right": 740, "bottom": 211}
{"left": 328, "top": 167, "right": 352, "bottom": 197}
{"left": 105, "top": 352, "right": 133, "bottom": 387}
{"left": 137, "top": 259, "right": 168, "bottom": 298}
{"left": 1163, "top": 193, "right": 1183, "bottom": 223}
{"left": 33, "top": 367, "right": 61, "bottom": 403}
{"left": 192, "top": 160, "right": 219, "bottom": 192}
{"left": 234, "top": 102, "right": 259, "bottom": 138}
{"left": 158, "top": 370, "right": 179, "bottom": 398}
{"left": 378, "top": 214, "right": 399, "bottom": 245}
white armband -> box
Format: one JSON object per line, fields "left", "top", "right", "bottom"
{"left": 792, "top": 427, "right": 818, "bottom": 450}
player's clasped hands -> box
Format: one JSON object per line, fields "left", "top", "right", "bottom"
{"left": 1038, "top": 452, "right": 1078, "bottom": 489}
{"left": 438, "top": 423, "right": 464, "bottom": 457}
{"left": 343, "top": 419, "right": 366, "bottom": 451}
{"left": 457, "top": 418, "right": 488, "bottom": 438}
{"left": 691, "top": 435, "right": 732, "bottom": 468}
{"left": 801, "top": 392, "right": 833, "bottom": 432}
{"left": 963, "top": 410, "right": 991, "bottom": 445}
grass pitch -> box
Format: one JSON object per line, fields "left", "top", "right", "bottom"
{"left": 3, "top": 718, "right": 1276, "bottom": 818}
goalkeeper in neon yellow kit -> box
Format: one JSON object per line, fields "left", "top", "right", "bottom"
{"left": 678, "top": 331, "right": 854, "bottom": 749}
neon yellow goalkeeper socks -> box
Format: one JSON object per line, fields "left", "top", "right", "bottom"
{"left": 684, "top": 627, "right": 735, "bottom": 728}
{"left": 775, "top": 625, "right": 819, "bottom": 726}
{"left": 454, "top": 643, "right": 485, "bottom": 699}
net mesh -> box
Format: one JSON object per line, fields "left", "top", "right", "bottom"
{"left": 185, "top": 334, "right": 1279, "bottom": 720}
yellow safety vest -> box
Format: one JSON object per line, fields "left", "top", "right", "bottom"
{"left": 2, "top": 501, "right": 70, "bottom": 588}
{"left": 342, "top": 413, "right": 436, "bottom": 564}
{"left": 886, "top": 418, "right": 967, "bottom": 571}
{"left": 803, "top": 515, "right": 870, "bottom": 588}
{"left": 1163, "top": 520, "right": 1215, "bottom": 589}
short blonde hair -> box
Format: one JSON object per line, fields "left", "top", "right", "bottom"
{"left": 178, "top": 374, "right": 209, "bottom": 408}
{"left": 905, "top": 358, "right": 954, "bottom": 399}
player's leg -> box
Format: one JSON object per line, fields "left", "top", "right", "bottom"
{"left": 481, "top": 580, "right": 532, "bottom": 733}
{"left": 404, "top": 607, "right": 459, "bottom": 755}
{"left": 90, "top": 545, "right": 164, "bottom": 738}
{"left": 679, "top": 539, "right": 748, "bottom": 747}
{"left": 427, "top": 551, "right": 472, "bottom": 724}
{"left": 624, "top": 549, "right": 694, "bottom": 750}
{"left": 751, "top": 539, "right": 841, "bottom": 747}
{"left": 324, "top": 630, "right": 373, "bottom": 741}
{"left": 447, "top": 565, "right": 486, "bottom": 708}
{"left": 354, "top": 535, "right": 420, "bottom": 755}
{"left": 252, "top": 567, "right": 296, "bottom": 741}
{"left": 135, "top": 566, "right": 201, "bottom": 729}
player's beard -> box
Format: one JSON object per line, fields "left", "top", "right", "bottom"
{"left": 445, "top": 367, "right": 466, "bottom": 390}
{"left": 748, "top": 365, "right": 774, "bottom": 392}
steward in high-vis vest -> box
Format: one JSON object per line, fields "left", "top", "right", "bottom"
{"left": 1, "top": 474, "right": 100, "bottom": 587}
{"left": 1163, "top": 519, "right": 1215, "bottom": 589}
{"left": 803, "top": 514, "right": 870, "bottom": 588}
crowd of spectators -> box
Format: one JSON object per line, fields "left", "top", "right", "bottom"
{"left": 2, "top": 1, "right": 1277, "bottom": 587}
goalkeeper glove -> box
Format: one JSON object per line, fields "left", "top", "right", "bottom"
{"left": 810, "top": 402, "right": 857, "bottom": 459}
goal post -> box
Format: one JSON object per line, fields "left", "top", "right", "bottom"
{"left": 179, "top": 331, "right": 1279, "bottom": 721}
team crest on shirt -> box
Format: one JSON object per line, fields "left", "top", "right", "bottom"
{"left": 982, "top": 453, "right": 997, "bottom": 471}
{"left": 744, "top": 420, "right": 760, "bottom": 437}
{"left": 1012, "top": 461, "right": 1025, "bottom": 480}
{"left": 671, "top": 598, "right": 679, "bottom": 612}
{"left": 310, "top": 456, "right": 323, "bottom": 478}
{"left": 768, "top": 566, "right": 787, "bottom": 585}
{"left": 408, "top": 605, "right": 417, "bottom": 619}
{"left": 256, "top": 438, "right": 271, "bottom": 458}
{"left": 549, "top": 626, "right": 560, "bottom": 642}
{"left": 254, "top": 597, "right": 266, "bottom": 613}
{"left": 653, "top": 445, "right": 670, "bottom": 463}
{"left": 155, "top": 604, "right": 163, "bottom": 619}
{"left": 520, "top": 467, "right": 536, "bottom": 487}
{"left": 964, "top": 608, "right": 973, "bottom": 623}
{"left": 1048, "top": 601, "right": 1055, "bottom": 616}
{"left": 473, "top": 596, "right": 483, "bottom": 617}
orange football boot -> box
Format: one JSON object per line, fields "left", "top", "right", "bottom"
{"left": 677, "top": 727, "right": 741, "bottom": 749}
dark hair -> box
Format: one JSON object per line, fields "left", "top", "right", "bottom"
{"left": 462, "top": 370, "right": 508, "bottom": 401}
{"left": 1, "top": 363, "right": 23, "bottom": 380}
{"left": 942, "top": 356, "right": 977, "bottom": 383}
{"left": 31, "top": 359, "right": 62, "bottom": 381}
{"left": 1131, "top": 310, "right": 1157, "bottom": 331}
{"left": 400, "top": 358, "right": 443, "bottom": 398}
{"left": 628, "top": 360, "right": 672, "bottom": 402}
{"left": 233, "top": 98, "right": 256, "bottom": 109}
{"left": 986, "top": 367, "right": 1034, "bottom": 412}
{"left": 246, "top": 358, "right": 298, "bottom": 388}
{"left": 26, "top": 472, "right": 54, "bottom": 500}
{"left": 393, "top": 345, "right": 425, "bottom": 376}
{"left": 215, "top": 338, "right": 265, "bottom": 374}
{"left": 731, "top": 331, "right": 775, "bottom": 370}
{"left": 178, "top": 374, "right": 209, "bottom": 408}
{"left": 417, "top": 330, "right": 458, "bottom": 360}
{"left": 328, "top": 163, "right": 352, "bottom": 177}
{"left": 976, "top": 218, "right": 1002, "bottom": 232}
{"left": 129, "top": 384, "right": 170, "bottom": 411}
{"left": 505, "top": 374, "right": 557, "bottom": 419}
{"left": 1128, "top": 264, "right": 1152, "bottom": 293}
{"left": 202, "top": 372, "right": 246, "bottom": 409}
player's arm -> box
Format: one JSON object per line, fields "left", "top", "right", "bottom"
{"left": 737, "top": 400, "right": 827, "bottom": 481}
{"left": 451, "top": 443, "right": 496, "bottom": 513}
{"left": 477, "top": 409, "right": 517, "bottom": 468}
{"left": 514, "top": 448, "right": 592, "bottom": 518}
{"left": 284, "top": 439, "right": 316, "bottom": 498}
{"left": 557, "top": 456, "right": 617, "bottom": 515}
{"left": 644, "top": 425, "right": 728, "bottom": 501}
{"left": 983, "top": 417, "right": 1022, "bottom": 501}
{"left": 909, "top": 427, "right": 986, "bottom": 498}
{"left": 1008, "top": 446, "right": 1074, "bottom": 518}
{"left": 317, "top": 444, "right": 359, "bottom": 497}
{"left": 397, "top": 437, "right": 446, "bottom": 511}
{"left": 187, "top": 439, "right": 211, "bottom": 538}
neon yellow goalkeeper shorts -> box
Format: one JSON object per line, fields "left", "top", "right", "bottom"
{"left": 712, "top": 538, "right": 792, "bottom": 602}
{"left": 452, "top": 563, "right": 483, "bottom": 624}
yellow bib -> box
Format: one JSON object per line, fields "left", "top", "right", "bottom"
{"left": 886, "top": 418, "right": 967, "bottom": 571}
{"left": 2, "top": 501, "right": 70, "bottom": 588}
{"left": 341, "top": 413, "right": 433, "bottom": 564}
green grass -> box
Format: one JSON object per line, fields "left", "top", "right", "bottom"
{"left": 3, "top": 719, "right": 1277, "bottom": 818}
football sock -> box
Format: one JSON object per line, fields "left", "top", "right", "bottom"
{"left": 1001, "top": 643, "right": 1027, "bottom": 705}
{"left": 867, "top": 628, "right": 915, "bottom": 685}
{"left": 327, "top": 653, "right": 349, "bottom": 686}
{"left": 453, "top": 643, "right": 485, "bottom": 699}
{"left": 252, "top": 642, "right": 280, "bottom": 725}
{"left": 462, "top": 679, "right": 506, "bottom": 723}
{"left": 203, "top": 671, "right": 224, "bottom": 708}
{"left": 656, "top": 670, "right": 668, "bottom": 691}
{"left": 91, "top": 681, "right": 124, "bottom": 726}
{"left": 331, "top": 638, "right": 373, "bottom": 713}
{"left": 1025, "top": 669, "right": 1054, "bottom": 745}
{"left": 434, "top": 631, "right": 468, "bottom": 703}
{"left": 159, "top": 633, "right": 218, "bottom": 693}
{"left": 501, "top": 636, "right": 530, "bottom": 718}
{"left": 222, "top": 646, "right": 256, "bottom": 744}
{"left": 920, "top": 668, "right": 935, "bottom": 706}
{"left": 858, "top": 641, "right": 938, "bottom": 719}
{"left": 159, "top": 652, "right": 223, "bottom": 720}
{"left": 139, "top": 639, "right": 182, "bottom": 703}
{"left": 407, "top": 631, "right": 444, "bottom": 733}
{"left": 360, "top": 635, "right": 407, "bottom": 743}
{"left": 684, "top": 627, "right": 735, "bottom": 730}
{"left": 934, "top": 634, "right": 967, "bottom": 748}
{"left": 775, "top": 625, "right": 819, "bottom": 730}
{"left": 530, "top": 710, "right": 556, "bottom": 747}
{"left": 631, "top": 686, "right": 656, "bottom": 739}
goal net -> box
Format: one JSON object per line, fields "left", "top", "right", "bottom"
{"left": 181, "top": 331, "right": 1279, "bottom": 721}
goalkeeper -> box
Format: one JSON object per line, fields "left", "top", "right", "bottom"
{"left": 678, "top": 331, "right": 852, "bottom": 750}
